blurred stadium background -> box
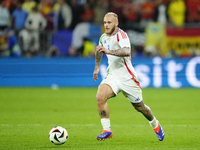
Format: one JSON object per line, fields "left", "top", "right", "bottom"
{"left": 0, "top": 0, "right": 199, "bottom": 88}
{"left": 0, "top": 1, "right": 200, "bottom": 149}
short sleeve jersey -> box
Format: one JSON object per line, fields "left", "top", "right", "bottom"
{"left": 99, "top": 28, "right": 138, "bottom": 80}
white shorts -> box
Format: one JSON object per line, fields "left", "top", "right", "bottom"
{"left": 101, "top": 74, "right": 143, "bottom": 103}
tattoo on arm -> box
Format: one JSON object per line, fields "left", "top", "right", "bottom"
{"left": 100, "top": 110, "right": 107, "bottom": 117}
{"left": 109, "top": 47, "right": 130, "bottom": 57}
{"left": 95, "top": 51, "right": 103, "bottom": 67}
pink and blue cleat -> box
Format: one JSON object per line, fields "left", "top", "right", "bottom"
{"left": 96, "top": 130, "right": 113, "bottom": 140}
{"left": 154, "top": 121, "right": 165, "bottom": 141}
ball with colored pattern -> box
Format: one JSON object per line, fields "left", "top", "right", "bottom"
{"left": 49, "top": 126, "right": 68, "bottom": 145}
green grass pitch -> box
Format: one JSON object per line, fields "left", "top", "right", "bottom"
{"left": 0, "top": 87, "right": 200, "bottom": 150}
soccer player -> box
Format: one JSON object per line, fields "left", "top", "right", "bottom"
{"left": 93, "top": 12, "right": 165, "bottom": 141}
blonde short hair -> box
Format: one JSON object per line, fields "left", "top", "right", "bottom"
{"left": 105, "top": 12, "right": 118, "bottom": 21}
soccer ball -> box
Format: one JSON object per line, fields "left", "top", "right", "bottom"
{"left": 49, "top": 126, "right": 68, "bottom": 145}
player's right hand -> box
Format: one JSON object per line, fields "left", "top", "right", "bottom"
{"left": 93, "top": 68, "right": 99, "bottom": 81}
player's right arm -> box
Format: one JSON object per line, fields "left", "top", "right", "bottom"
{"left": 93, "top": 46, "right": 103, "bottom": 81}
{"left": 93, "top": 34, "right": 106, "bottom": 81}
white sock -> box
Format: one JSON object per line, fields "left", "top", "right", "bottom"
{"left": 149, "top": 117, "right": 158, "bottom": 129}
{"left": 101, "top": 118, "right": 111, "bottom": 131}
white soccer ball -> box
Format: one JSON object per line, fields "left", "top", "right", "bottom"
{"left": 49, "top": 126, "right": 68, "bottom": 145}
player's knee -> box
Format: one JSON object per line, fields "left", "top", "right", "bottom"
{"left": 134, "top": 106, "right": 143, "bottom": 113}
{"left": 134, "top": 104, "right": 151, "bottom": 114}
{"left": 132, "top": 102, "right": 145, "bottom": 113}
{"left": 96, "top": 93, "right": 107, "bottom": 106}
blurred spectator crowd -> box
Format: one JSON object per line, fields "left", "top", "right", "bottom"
{"left": 0, "top": 0, "right": 200, "bottom": 58}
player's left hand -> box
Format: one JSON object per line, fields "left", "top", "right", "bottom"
{"left": 96, "top": 45, "right": 110, "bottom": 54}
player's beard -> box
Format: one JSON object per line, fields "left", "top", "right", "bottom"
{"left": 107, "top": 26, "right": 116, "bottom": 36}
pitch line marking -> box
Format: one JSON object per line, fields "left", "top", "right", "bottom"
{"left": 0, "top": 124, "right": 198, "bottom": 127}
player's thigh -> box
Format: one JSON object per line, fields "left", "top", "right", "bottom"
{"left": 96, "top": 83, "right": 116, "bottom": 101}
{"left": 121, "top": 79, "right": 143, "bottom": 103}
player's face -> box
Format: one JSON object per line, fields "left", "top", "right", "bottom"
{"left": 103, "top": 15, "right": 118, "bottom": 36}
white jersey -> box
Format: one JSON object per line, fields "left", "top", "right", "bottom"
{"left": 99, "top": 28, "right": 139, "bottom": 82}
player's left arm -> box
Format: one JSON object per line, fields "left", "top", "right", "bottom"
{"left": 108, "top": 47, "right": 130, "bottom": 57}
{"left": 96, "top": 46, "right": 130, "bottom": 57}
{"left": 97, "top": 31, "right": 131, "bottom": 57}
